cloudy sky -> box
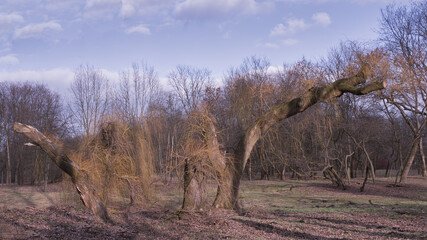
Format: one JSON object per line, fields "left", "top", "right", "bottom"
{"left": 0, "top": 0, "right": 401, "bottom": 94}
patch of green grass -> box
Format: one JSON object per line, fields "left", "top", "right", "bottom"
{"left": 237, "top": 179, "right": 427, "bottom": 216}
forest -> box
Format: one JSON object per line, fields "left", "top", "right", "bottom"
{"left": 0, "top": 2, "right": 426, "bottom": 239}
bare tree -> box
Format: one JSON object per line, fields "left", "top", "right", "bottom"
{"left": 168, "top": 65, "right": 211, "bottom": 114}
{"left": 0, "top": 82, "right": 65, "bottom": 185}
{"left": 115, "top": 62, "right": 159, "bottom": 121}
{"left": 378, "top": 2, "right": 427, "bottom": 182}
{"left": 70, "top": 65, "right": 110, "bottom": 136}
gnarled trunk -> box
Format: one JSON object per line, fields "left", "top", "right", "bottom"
{"left": 213, "top": 65, "right": 385, "bottom": 210}
{"left": 182, "top": 159, "right": 207, "bottom": 210}
{"left": 13, "top": 122, "right": 110, "bottom": 222}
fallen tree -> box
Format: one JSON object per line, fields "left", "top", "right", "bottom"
{"left": 13, "top": 122, "right": 110, "bottom": 222}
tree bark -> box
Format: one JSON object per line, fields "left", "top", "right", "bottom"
{"left": 400, "top": 135, "right": 421, "bottom": 183}
{"left": 182, "top": 159, "right": 207, "bottom": 210}
{"left": 419, "top": 137, "right": 427, "bottom": 177}
{"left": 360, "top": 165, "right": 369, "bottom": 192}
{"left": 323, "top": 165, "right": 346, "bottom": 190}
{"left": 344, "top": 151, "right": 353, "bottom": 183}
{"left": 6, "top": 135, "right": 11, "bottom": 184}
{"left": 280, "top": 165, "right": 286, "bottom": 180}
{"left": 13, "top": 122, "right": 110, "bottom": 222}
{"left": 213, "top": 64, "right": 386, "bottom": 210}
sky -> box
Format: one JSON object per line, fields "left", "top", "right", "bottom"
{"left": 0, "top": 0, "right": 404, "bottom": 94}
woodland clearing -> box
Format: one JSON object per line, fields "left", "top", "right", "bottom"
{"left": 0, "top": 177, "right": 426, "bottom": 239}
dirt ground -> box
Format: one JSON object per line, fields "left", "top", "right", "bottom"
{"left": 0, "top": 177, "right": 426, "bottom": 239}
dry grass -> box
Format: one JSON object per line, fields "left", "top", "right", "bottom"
{"left": 0, "top": 177, "right": 426, "bottom": 239}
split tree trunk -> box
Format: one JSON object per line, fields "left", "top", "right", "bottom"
{"left": 213, "top": 64, "right": 386, "bottom": 210}
{"left": 13, "top": 122, "right": 110, "bottom": 222}
{"left": 323, "top": 165, "right": 346, "bottom": 190}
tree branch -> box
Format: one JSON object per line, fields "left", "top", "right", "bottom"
{"left": 13, "top": 122, "right": 111, "bottom": 222}
{"left": 237, "top": 64, "right": 386, "bottom": 172}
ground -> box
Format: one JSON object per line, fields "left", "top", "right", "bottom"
{"left": 0, "top": 177, "right": 426, "bottom": 239}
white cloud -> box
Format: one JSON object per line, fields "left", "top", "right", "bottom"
{"left": 85, "top": 0, "right": 120, "bottom": 9}
{"left": 281, "top": 38, "right": 298, "bottom": 46}
{"left": 100, "top": 68, "right": 120, "bottom": 83}
{"left": 119, "top": 0, "right": 176, "bottom": 19}
{"left": 0, "top": 68, "right": 74, "bottom": 94}
{"left": 267, "top": 65, "right": 286, "bottom": 74}
{"left": 0, "top": 54, "right": 19, "bottom": 65}
{"left": 44, "top": 0, "right": 83, "bottom": 13}
{"left": 13, "top": 21, "right": 62, "bottom": 39}
{"left": 0, "top": 13, "right": 24, "bottom": 25}
{"left": 312, "top": 12, "right": 331, "bottom": 27}
{"left": 270, "top": 12, "right": 331, "bottom": 37}
{"left": 173, "top": 0, "right": 271, "bottom": 20}
{"left": 120, "top": 0, "right": 136, "bottom": 18}
{"left": 0, "top": 67, "right": 119, "bottom": 95}
{"left": 270, "top": 18, "right": 308, "bottom": 36}
{"left": 0, "top": 68, "right": 73, "bottom": 83}
{"left": 264, "top": 42, "right": 279, "bottom": 48}
{"left": 125, "top": 24, "right": 151, "bottom": 35}
{"left": 351, "top": 0, "right": 395, "bottom": 4}
{"left": 83, "top": 0, "right": 120, "bottom": 20}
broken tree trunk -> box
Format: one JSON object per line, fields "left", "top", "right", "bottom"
{"left": 322, "top": 165, "right": 347, "bottom": 190}
{"left": 213, "top": 63, "right": 386, "bottom": 210}
{"left": 13, "top": 122, "right": 110, "bottom": 222}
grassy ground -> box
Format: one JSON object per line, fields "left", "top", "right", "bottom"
{"left": 0, "top": 177, "right": 426, "bottom": 239}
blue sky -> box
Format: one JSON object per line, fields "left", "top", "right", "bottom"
{"left": 0, "top": 0, "right": 402, "bottom": 94}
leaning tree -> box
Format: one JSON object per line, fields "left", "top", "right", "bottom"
{"left": 208, "top": 56, "right": 386, "bottom": 210}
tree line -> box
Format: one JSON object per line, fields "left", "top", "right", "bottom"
{"left": 0, "top": 2, "right": 425, "bottom": 220}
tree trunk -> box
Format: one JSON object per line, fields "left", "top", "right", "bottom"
{"left": 182, "top": 159, "right": 207, "bottom": 211}
{"left": 248, "top": 158, "right": 252, "bottom": 181}
{"left": 280, "top": 165, "right": 286, "bottom": 180}
{"left": 344, "top": 151, "right": 353, "bottom": 183}
{"left": 385, "top": 160, "right": 391, "bottom": 177}
{"left": 361, "top": 143, "right": 375, "bottom": 183}
{"left": 323, "top": 165, "right": 346, "bottom": 190}
{"left": 213, "top": 65, "right": 385, "bottom": 210}
{"left": 400, "top": 135, "right": 421, "bottom": 183}
{"left": 419, "top": 137, "right": 427, "bottom": 177}
{"left": 360, "top": 165, "right": 369, "bottom": 192}
{"left": 15, "top": 149, "right": 22, "bottom": 185}
{"left": 44, "top": 158, "right": 49, "bottom": 192}
{"left": 13, "top": 122, "right": 110, "bottom": 222}
{"left": 346, "top": 133, "right": 376, "bottom": 183}
{"left": 6, "top": 136, "right": 11, "bottom": 184}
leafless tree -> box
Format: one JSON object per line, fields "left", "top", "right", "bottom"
{"left": 168, "top": 65, "right": 212, "bottom": 115}
{"left": 378, "top": 2, "right": 427, "bottom": 182}
{"left": 0, "top": 82, "right": 65, "bottom": 185}
{"left": 115, "top": 62, "right": 159, "bottom": 121}
{"left": 70, "top": 65, "right": 110, "bottom": 136}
